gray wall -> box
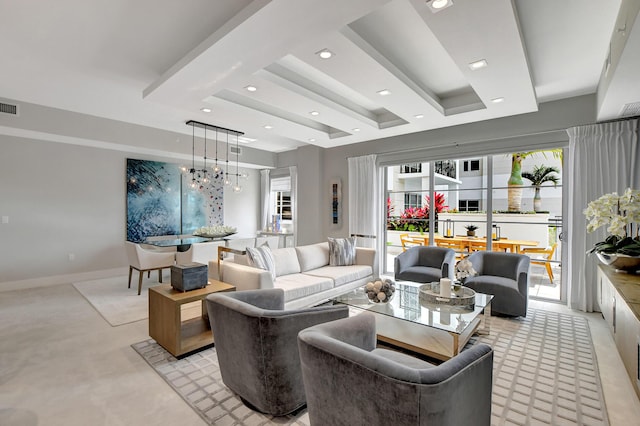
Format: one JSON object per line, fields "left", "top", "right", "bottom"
{"left": 0, "top": 134, "right": 260, "bottom": 286}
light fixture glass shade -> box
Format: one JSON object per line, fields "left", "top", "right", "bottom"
{"left": 233, "top": 184, "right": 242, "bottom": 193}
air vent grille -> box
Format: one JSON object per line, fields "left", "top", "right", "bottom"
{"left": 230, "top": 146, "right": 242, "bottom": 155}
{"left": 620, "top": 102, "right": 640, "bottom": 117}
{"left": 0, "top": 102, "right": 18, "bottom": 115}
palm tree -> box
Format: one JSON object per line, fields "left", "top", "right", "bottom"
{"left": 522, "top": 164, "right": 560, "bottom": 212}
{"left": 507, "top": 149, "right": 562, "bottom": 212}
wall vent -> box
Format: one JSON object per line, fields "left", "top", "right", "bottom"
{"left": 619, "top": 102, "right": 640, "bottom": 117}
{"left": 0, "top": 101, "right": 18, "bottom": 116}
{"left": 230, "top": 146, "right": 242, "bottom": 155}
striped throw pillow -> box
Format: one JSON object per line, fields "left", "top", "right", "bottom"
{"left": 246, "top": 246, "right": 276, "bottom": 280}
{"left": 328, "top": 237, "right": 356, "bottom": 266}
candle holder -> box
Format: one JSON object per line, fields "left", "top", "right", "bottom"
{"left": 444, "top": 219, "right": 454, "bottom": 238}
{"left": 492, "top": 224, "right": 501, "bottom": 241}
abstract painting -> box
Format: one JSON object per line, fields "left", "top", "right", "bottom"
{"left": 126, "top": 159, "right": 224, "bottom": 242}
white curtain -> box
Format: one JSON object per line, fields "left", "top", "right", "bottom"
{"left": 348, "top": 154, "right": 378, "bottom": 249}
{"left": 289, "top": 166, "right": 298, "bottom": 247}
{"left": 260, "top": 169, "right": 270, "bottom": 232}
{"left": 566, "top": 119, "right": 639, "bottom": 312}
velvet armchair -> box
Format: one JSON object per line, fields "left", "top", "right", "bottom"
{"left": 464, "top": 251, "right": 530, "bottom": 317}
{"left": 394, "top": 246, "right": 455, "bottom": 282}
{"left": 298, "top": 313, "right": 494, "bottom": 426}
{"left": 205, "top": 288, "right": 348, "bottom": 416}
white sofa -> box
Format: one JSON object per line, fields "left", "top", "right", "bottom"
{"left": 217, "top": 242, "right": 376, "bottom": 309}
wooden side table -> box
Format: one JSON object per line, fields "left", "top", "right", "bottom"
{"left": 149, "top": 280, "right": 235, "bottom": 357}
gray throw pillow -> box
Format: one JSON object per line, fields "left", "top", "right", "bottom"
{"left": 246, "top": 245, "right": 276, "bottom": 280}
{"left": 328, "top": 237, "right": 356, "bottom": 266}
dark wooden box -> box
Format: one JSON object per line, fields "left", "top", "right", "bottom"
{"left": 171, "top": 262, "right": 208, "bottom": 292}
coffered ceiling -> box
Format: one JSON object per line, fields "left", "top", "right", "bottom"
{"left": 1, "top": 0, "right": 636, "bottom": 153}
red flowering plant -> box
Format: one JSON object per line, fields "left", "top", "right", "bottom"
{"left": 389, "top": 193, "right": 448, "bottom": 232}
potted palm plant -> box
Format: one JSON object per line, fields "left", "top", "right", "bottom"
{"left": 522, "top": 164, "right": 560, "bottom": 212}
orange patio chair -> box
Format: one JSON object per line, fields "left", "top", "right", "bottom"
{"left": 522, "top": 243, "right": 558, "bottom": 283}
{"left": 400, "top": 233, "right": 423, "bottom": 251}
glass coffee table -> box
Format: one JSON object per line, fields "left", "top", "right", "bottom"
{"left": 332, "top": 280, "right": 493, "bottom": 361}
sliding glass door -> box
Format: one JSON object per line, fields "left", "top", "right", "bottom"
{"left": 384, "top": 150, "right": 564, "bottom": 302}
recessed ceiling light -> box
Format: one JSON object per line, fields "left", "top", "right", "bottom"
{"left": 468, "top": 59, "right": 488, "bottom": 70}
{"left": 310, "top": 111, "right": 319, "bottom": 116}
{"left": 264, "top": 125, "right": 273, "bottom": 130}
{"left": 308, "top": 138, "right": 316, "bottom": 142}
{"left": 316, "top": 49, "right": 333, "bottom": 59}
{"left": 414, "top": 114, "right": 424, "bottom": 119}
{"left": 427, "top": 0, "right": 453, "bottom": 12}
{"left": 238, "top": 136, "right": 256, "bottom": 143}
{"left": 245, "top": 85, "right": 257, "bottom": 92}
{"left": 491, "top": 97, "right": 505, "bottom": 103}
{"left": 377, "top": 89, "right": 391, "bottom": 96}
{"left": 200, "top": 107, "right": 212, "bottom": 113}
{"left": 352, "top": 128, "right": 361, "bottom": 132}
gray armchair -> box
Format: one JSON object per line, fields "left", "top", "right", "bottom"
{"left": 298, "top": 313, "right": 493, "bottom": 426}
{"left": 465, "top": 251, "right": 530, "bottom": 317}
{"left": 205, "top": 288, "right": 348, "bottom": 416}
{"left": 395, "top": 246, "right": 455, "bottom": 282}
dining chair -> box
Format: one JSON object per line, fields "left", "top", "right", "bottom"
{"left": 522, "top": 243, "right": 558, "bottom": 283}
{"left": 436, "top": 238, "right": 467, "bottom": 259}
{"left": 125, "top": 241, "right": 176, "bottom": 295}
{"left": 400, "top": 233, "right": 423, "bottom": 251}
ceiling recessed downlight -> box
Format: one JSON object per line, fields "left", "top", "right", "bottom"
{"left": 491, "top": 97, "right": 505, "bottom": 103}
{"left": 264, "top": 125, "right": 273, "bottom": 130}
{"left": 352, "top": 128, "right": 360, "bottom": 132}
{"left": 377, "top": 89, "right": 391, "bottom": 96}
{"left": 316, "top": 49, "right": 333, "bottom": 59}
{"left": 427, "top": 0, "right": 453, "bottom": 12}
{"left": 414, "top": 114, "right": 424, "bottom": 119}
{"left": 245, "top": 85, "right": 257, "bottom": 92}
{"left": 200, "top": 107, "right": 212, "bottom": 113}
{"left": 310, "top": 111, "right": 319, "bottom": 116}
{"left": 308, "top": 138, "right": 316, "bottom": 142}
{"left": 468, "top": 59, "right": 488, "bottom": 70}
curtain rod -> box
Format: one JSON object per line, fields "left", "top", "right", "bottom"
{"left": 185, "top": 120, "right": 244, "bottom": 136}
{"left": 596, "top": 115, "right": 640, "bottom": 125}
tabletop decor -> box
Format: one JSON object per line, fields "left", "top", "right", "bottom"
{"left": 584, "top": 188, "right": 640, "bottom": 272}
{"left": 365, "top": 278, "right": 395, "bottom": 303}
{"left": 465, "top": 224, "right": 478, "bottom": 237}
{"left": 192, "top": 225, "right": 237, "bottom": 239}
{"left": 455, "top": 256, "right": 477, "bottom": 284}
{"left": 418, "top": 284, "right": 476, "bottom": 307}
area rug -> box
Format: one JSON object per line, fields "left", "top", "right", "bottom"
{"left": 73, "top": 274, "right": 167, "bottom": 326}
{"left": 132, "top": 308, "right": 608, "bottom": 426}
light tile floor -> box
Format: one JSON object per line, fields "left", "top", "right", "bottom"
{"left": 0, "top": 280, "right": 639, "bottom": 425}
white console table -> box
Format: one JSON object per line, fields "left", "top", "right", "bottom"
{"left": 597, "top": 264, "right": 640, "bottom": 398}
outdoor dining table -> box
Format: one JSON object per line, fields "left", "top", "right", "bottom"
{"left": 431, "top": 235, "right": 539, "bottom": 254}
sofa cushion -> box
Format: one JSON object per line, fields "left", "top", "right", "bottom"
{"left": 246, "top": 246, "right": 276, "bottom": 280}
{"left": 328, "top": 237, "right": 356, "bottom": 266}
{"left": 272, "top": 247, "right": 301, "bottom": 277}
{"left": 304, "top": 265, "right": 372, "bottom": 287}
{"left": 275, "top": 274, "right": 334, "bottom": 301}
{"left": 296, "top": 243, "right": 330, "bottom": 272}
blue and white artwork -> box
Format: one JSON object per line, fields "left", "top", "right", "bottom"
{"left": 126, "top": 159, "right": 224, "bottom": 242}
{"left": 182, "top": 171, "right": 224, "bottom": 234}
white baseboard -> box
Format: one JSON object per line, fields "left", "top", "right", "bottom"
{"left": 0, "top": 267, "right": 128, "bottom": 292}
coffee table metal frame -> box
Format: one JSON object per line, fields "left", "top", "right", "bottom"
{"left": 332, "top": 280, "right": 492, "bottom": 361}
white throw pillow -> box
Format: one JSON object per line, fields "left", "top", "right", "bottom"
{"left": 328, "top": 237, "right": 356, "bottom": 266}
{"left": 246, "top": 246, "right": 276, "bottom": 280}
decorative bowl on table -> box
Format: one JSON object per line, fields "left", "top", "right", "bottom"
{"left": 418, "top": 283, "right": 476, "bottom": 307}
{"left": 595, "top": 252, "right": 640, "bottom": 273}
{"left": 192, "top": 225, "right": 237, "bottom": 239}
{"left": 365, "top": 278, "right": 396, "bottom": 303}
